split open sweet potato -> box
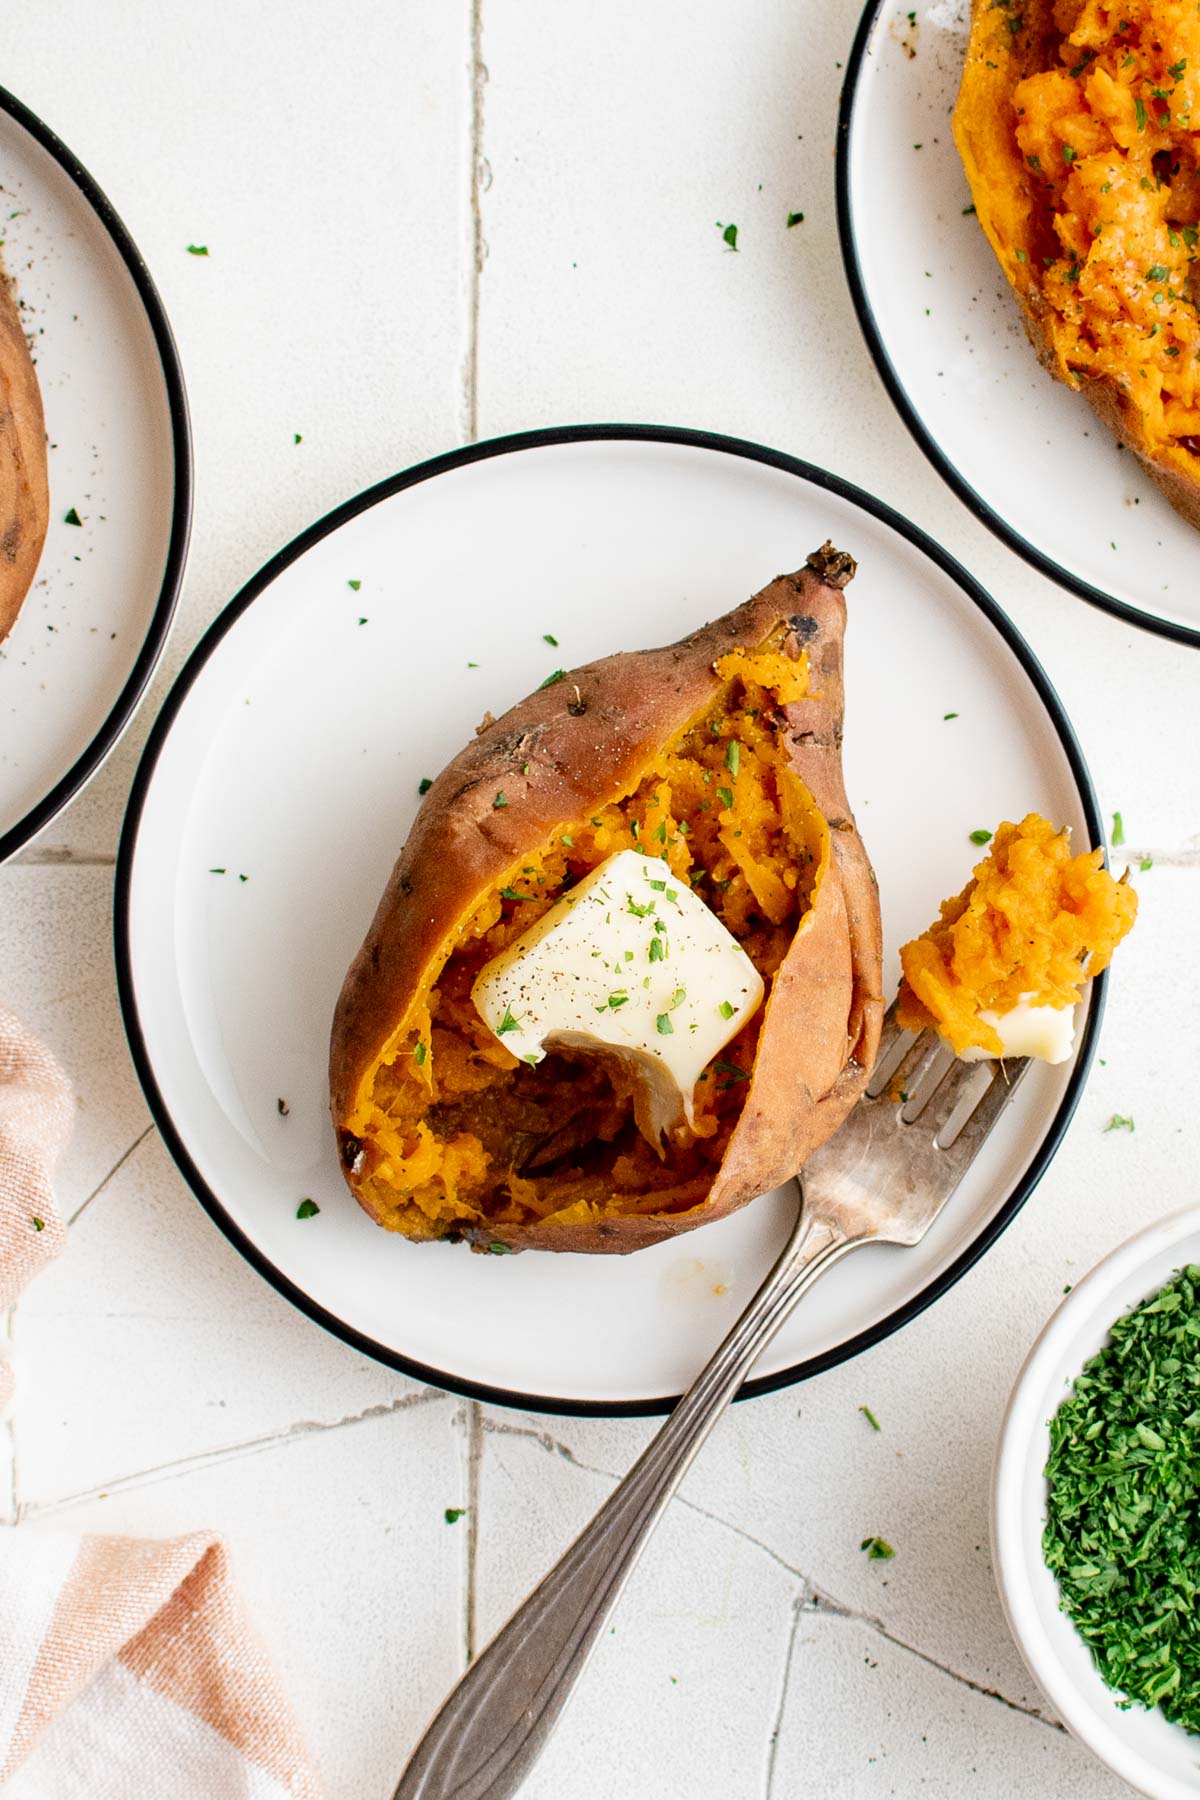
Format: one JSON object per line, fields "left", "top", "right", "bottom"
{"left": 0, "top": 258, "right": 48, "bottom": 643}
{"left": 955, "top": 0, "right": 1200, "bottom": 525}
{"left": 330, "top": 545, "right": 883, "bottom": 1254}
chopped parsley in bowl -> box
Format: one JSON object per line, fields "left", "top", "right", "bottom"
{"left": 994, "top": 1207, "right": 1200, "bottom": 1799}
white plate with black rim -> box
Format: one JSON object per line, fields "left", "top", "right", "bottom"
{"left": 837, "top": 2, "right": 1200, "bottom": 648}
{"left": 117, "top": 425, "right": 1106, "bottom": 1417}
{"left": 0, "top": 86, "right": 190, "bottom": 859}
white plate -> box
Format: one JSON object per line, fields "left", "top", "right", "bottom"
{"left": 116, "top": 427, "right": 1105, "bottom": 1415}
{"left": 994, "top": 1207, "right": 1200, "bottom": 1799}
{"left": 837, "top": 3, "right": 1200, "bottom": 648}
{"left": 0, "top": 86, "right": 189, "bottom": 858}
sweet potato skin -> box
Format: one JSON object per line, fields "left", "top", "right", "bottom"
{"left": 954, "top": 0, "right": 1200, "bottom": 530}
{"left": 0, "top": 260, "right": 48, "bottom": 644}
{"left": 330, "top": 546, "right": 883, "bottom": 1253}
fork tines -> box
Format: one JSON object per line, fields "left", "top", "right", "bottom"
{"left": 865, "top": 1002, "right": 1029, "bottom": 1152}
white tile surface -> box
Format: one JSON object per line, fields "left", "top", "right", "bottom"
{"left": 1, "top": 1, "right": 1193, "bottom": 1796}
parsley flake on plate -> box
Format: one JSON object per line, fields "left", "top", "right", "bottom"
{"left": 296, "top": 1199, "right": 320, "bottom": 1219}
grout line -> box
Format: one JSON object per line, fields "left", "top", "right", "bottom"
{"left": 482, "top": 1412, "right": 1061, "bottom": 1730}
{"left": 67, "top": 1123, "right": 156, "bottom": 1226}
{"left": 460, "top": 0, "right": 486, "bottom": 445}
{"left": 804, "top": 1585, "right": 1063, "bottom": 1731}
{"left": 1122, "top": 846, "right": 1200, "bottom": 869}
{"left": 20, "top": 1387, "right": 447, "bottom": 1520}
{"left": 764, "top": 1594, "right": 803, "bottom": 1800}
{"left": 464, "top": 1400, "right": 483, "bottom": 1662}
{"left": 8, "top": 848, "right": 117, "bottom": 867}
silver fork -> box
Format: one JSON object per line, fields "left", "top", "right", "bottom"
{"left": 394, "top": 1006, "right": 1031, "bottom": 1800}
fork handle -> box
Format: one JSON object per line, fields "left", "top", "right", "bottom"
{"left": 393, "top": 1184, "right": 855, "bottom": 1800}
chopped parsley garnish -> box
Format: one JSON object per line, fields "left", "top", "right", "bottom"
{"left": 1135, "top": 95, "right": 1148, "bottom": 131}
{"left": 647, "top": 878, "right": 666, "bottom": 891}
{"left": 348, "top": 578, "right": 362, "bottom": 591}
{"left": 653, "top": 821, "right": 667, "bottom": 843}
{"left": 669, "top": 987, "right": 686, "bottom": 1010}
{"left": 444, "top": 1507, "right": 466, "bottom": 1524}
{"left": 716, "top": 786, "right": 734, "bottom": 809}
{"left": 560, "top": 833, "right": 574, "bottom": 847}
{"left": 649, "top": 937, "right": 666, "bottom": 963}
{"left": 209, "top": 867, "right": 226, "bottom": 874}
{"left": 187, "top": 243, "right": 209, "bottom": 256}
{"left": 1112, "top": 810, "right": 1125, "bottom": 846}
{"left": 1062, "top": 145, "right": 1077, "bottom": 164}
{"left": 721, "top": 222, "right": 738, "bottom": 251}
{"left": 860, "top": 1405, "right": 881, "bottom": 1432}
{"left": 626, "top": 894, "right": 654, "bottom": 918}
{"left": 499, "top": 887, "right": 528, "bottom": 900}
{"left": 719, "top": 1000, "right": 735, "bottom": 1020}
{"left": 294, "top": 433, "right": 302, "bottom": 444}
{"left": 861, "top": 1537, "right": 894, "bottom": 1560}
{"left": 604, "top": 991, "right": 629, "bottom": 1010}
{"left": 1043, "top": 1266, "right": 1200, "bottom": 1733}
{"left": 1104, "top": 1113, "right": 1135, "bottom": 1132}
{"left": 1169, "top": 57, "right": 1188, "bottom": 79}
{"left": 724, "top": 740, "right": 740, "bottom": 777}
{"left": 714, "top": 1059, "right": 749, "bottom": 1083}
{"left": 1145, "top": 264, "right": 1169, "bottom": 283}
{"left": 787, "top": 211, "right": 805, "bottom": 227}
{"left": 486, "top": 1242, "right": 513, "bottom": 1254}
{"left": 539, "top": 669, "right": 566, "bottom": 689}
{"left": 656, "top": 1013, "right": 674, "bottom": 1035}
{"left": 63, "top": 507, "right": 83, "bottom": 526}
{"left": 496, "top": 1007, "right": 521, "bottom": 1035}
{"left": 296, "top": 1199, "right": 320, "bottom": 1219}
{"left": 414, "top": 1041, "right": 427, "bottom": 1065}
{"left": 943, "top": 711, "right": 959, "bottom": 720}
{"left": 32, "top": 1216, "right": 45, "bottom": 1231}
{"left": 493, "top": 791, "right": 508, "bottom": 809}
{"left": 1140, "top": 856, "right": 1153, "bottom": 871}
{"left": 418, "top": 777, "right": 433, "bottom": 795}
{"left": 543, "top": 632, "right": 559, "bottom": 646}
{"left": 969, "top": 828, "right": 993, "bottom": 845}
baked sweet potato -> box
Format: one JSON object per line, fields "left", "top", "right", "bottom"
{"left": 955, "top": 0, "right": 1200, "bottom": 526}
{"left": 0, "top": 257, "right": 48, "bottom": 643}
{"left": 330, "top": 545, "right": 883, "bottom": 1254}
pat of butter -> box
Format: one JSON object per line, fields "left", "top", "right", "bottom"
{"left": 959, "top": 993, "right": 1077, "bottom": 1065}
{"left": 471, "top": 848, "right": 764, "bottom": 1147}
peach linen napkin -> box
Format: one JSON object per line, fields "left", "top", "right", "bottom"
{"left": 0, "top": 1007, "right": 324, "bottom": 1798}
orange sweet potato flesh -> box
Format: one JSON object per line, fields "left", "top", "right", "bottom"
{"left": 329, "top": 545, "right": 883, "bottom": 1255}
{"left": 896, "top": 814, "right": 1137, "bottom": 1057}
{"left": 0, "top": 258, "right": 48, "bottom": 643}
{"left": 955, "top": 0, "right": 1200, "bottom": 526}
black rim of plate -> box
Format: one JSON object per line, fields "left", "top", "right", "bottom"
{"left": 115, "top": 423, "right": 1107, "bottom": 1419}
{"left": 0, "top": 85, "right": 192, "bottom": 862}
{"left": 835, "top": 1, "right": 1200, "bottom": 651}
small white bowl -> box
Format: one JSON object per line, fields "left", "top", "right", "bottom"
{"left": 994, "top": 1207, "right": 1200, "bottom": 1799}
